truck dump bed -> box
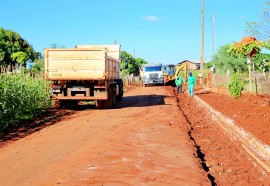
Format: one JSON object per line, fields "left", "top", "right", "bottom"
{"left": 44, "top": 45, "right": 121, "bottom": 81}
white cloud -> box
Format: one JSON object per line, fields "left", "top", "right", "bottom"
{"left": 142, "top": 15, "right": 161, "bottom": 21}
{"left": 238, "top": 16, "right": 247, "bottom": 20}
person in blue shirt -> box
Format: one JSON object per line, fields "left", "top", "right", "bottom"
{"left": 187, "top": 72, "right": 196, "bottom": 97}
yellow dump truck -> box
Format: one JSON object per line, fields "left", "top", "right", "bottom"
{"left": 44, "top": 45, "right": 124, "bottom": 109}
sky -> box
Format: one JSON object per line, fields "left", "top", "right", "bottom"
{"left": 0, "top": 0, "right": 267, "bottom": 65}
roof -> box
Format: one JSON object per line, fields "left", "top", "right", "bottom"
{"left": 177, "top": 60, "right": 208, "bottom": 65}
{"left": 142, "top": 63, "right": 162, "bottom": 67}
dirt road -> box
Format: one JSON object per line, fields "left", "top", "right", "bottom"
{"left": 0, "top": 86, "right": 210, "bottom": 185}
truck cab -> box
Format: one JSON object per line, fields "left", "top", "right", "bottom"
{"left": 141, "top": 64, "right": 164, "bottom": 86}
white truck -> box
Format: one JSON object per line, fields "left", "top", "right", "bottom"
{"left": 44, "top": 45, "right": 124, "bottom": 109}
{"left": 140, "top": 63, "right": 164, "bottom": 86}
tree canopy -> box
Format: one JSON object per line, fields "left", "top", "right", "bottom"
{"left": 227, "top": 36, "right": 270, "bottom": 73}
{"left": 246, "top": 1, "right": 270, "bottom": 41}
{"left": 252, "top": 52, "right": 270, "bottom": 72}
{"left": 227, "top": 36, "right": 269, "bottom": 58}
{"left": 0, "top": 27, "right": 40, "bottom": 71}
{"left": 211, "top": 43, "right": 247, "bottom": 74}
{"left": 120, "top": 51, "right": 148, "bottom": 75}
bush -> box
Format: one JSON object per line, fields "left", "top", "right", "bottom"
{"left": 228, "top": 73, "right": 245, "bottom": 98}
{"left": 0, "top": 71, "right": 51, "bottom": 131}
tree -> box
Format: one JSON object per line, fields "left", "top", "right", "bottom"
{"left": 227, "top": 36, "right": 269, "bottom": 58}
{"left": 120, "top": 51, "right": 148, "bottom": 75}
{"left": 134, "top": 58, "right": 148, "bottom": 74}
{"left": 0, "top": 27, "right": 40, "bottom": 71}
{"left": 228, "top": 36, "right": 270, "bottom": 91}
{"left": 211, "top": 43, "right": 246, "bottom": 74}
{"left": 252, "top": 53, "right": 270, "bottom": 72}
{"left": 227, "top": 36, "right": 270, "bottom": 72}
{"left": 246, "top": 1, "right": 270, "bottom": 40}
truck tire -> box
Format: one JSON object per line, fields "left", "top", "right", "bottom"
{"left": 96, "top": 100, "right": 103, "bottom": 109}
{"left": 116, "top": 80, "right": 123, "bottom": 100}
{"left": 69, "top": 100, "right": 78, "bottom": 109}
{"left": 53, "top": 100, "right": 61, "bottom": 108}
{"left": 112, "top": 87, "right": 116, "bottom": 106}
{"left": 103, "top": 88, "right": 112, "bottom": 109}
{"left": 55, "top": 100, "right": 77, "bottom": 109}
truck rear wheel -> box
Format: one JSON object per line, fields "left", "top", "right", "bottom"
{"left": 116, "top": 80, "right": 123, "bottom": 100}
{"left": 96, "top": 86, "right": 116, "bottom": 109}
{"left": 53, "top": 100, "right": 67, "bottom": 109}
{"left": 112, "top": 87, "right": 116, "bottom": 106}
{"left": 53, "top": 100, "right": 61, "bottom": 108}
{"left": 96, "top": 100, "right": 103, "bottom": 109}
{"left": 103, "top": 88, "right": 112, "bottom": 109}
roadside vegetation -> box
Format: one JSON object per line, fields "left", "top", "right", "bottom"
{"left": 0, "top": 71, "right": 51, "bottom": 131}
{"left": 0, "top": 27, "right": 50, "bottom": 132}
{"left": 207, "top": 1, "right": 270, "bottom": 97}
{"left": 120, "top": 51, "right": 148, "bottom": 75}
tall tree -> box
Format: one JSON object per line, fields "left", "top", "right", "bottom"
{"left": 120, "top": 51, "right": 148, "bottom": 75}
{"left": 211, "top": 43, "right": 246, "bottom": 74}
{"left": 0, "top": 27, "right": 40, "bottom": 71}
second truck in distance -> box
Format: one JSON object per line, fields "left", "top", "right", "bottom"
{"left": 140, "top": 63, "right": 164, "bottom": 86}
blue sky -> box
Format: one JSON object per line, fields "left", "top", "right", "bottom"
{"left": 1, "top": 0, "right": 267, "bottom": 65}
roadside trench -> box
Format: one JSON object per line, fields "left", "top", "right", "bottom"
{"left": 176, "top": 96, "right": 217, "bottom": 186}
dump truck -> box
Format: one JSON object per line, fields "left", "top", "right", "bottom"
{"left": 44, "top": 45, "right": 124, "bottom": 109}
{"left": 140, "top": 63, "right": 164, "bottom": 86}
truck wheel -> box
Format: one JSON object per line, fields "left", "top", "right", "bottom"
{"left": 103, "top": 88, "right": 112, "bottom": 109}
{"left": 59, "top": 100, "right": 68, "bottom": 109}
{"left": 116, "top": 81, "right": 123, "bottom": 100}
{"left": 69, "top": 100, "right": 78, "bottom": 109}
{"left": 112, "top": 87, "right": 116, "bottom": 106}
{"left": 96, "top": 100, "right": 103, "bottom": 109}
{"left": 53, "top": 100, "right": 61, "bottom": 108}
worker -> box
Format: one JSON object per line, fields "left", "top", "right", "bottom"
{"left": 187, "top": 71, "right": 196, "bottom": 97}
{"left": 175, "top": 76, "right": 184, "bottom": 95}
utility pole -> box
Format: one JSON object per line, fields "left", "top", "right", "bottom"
{"left": 212, "top": 12, "right": 216, "bottom": 86}
{"left": 212, "top": 12, "right": 215, "bottom": 58}
{"left": 134, "top": 49, "right": 136, "bottom": 59}
{"left": 200, "top": 0, "right": 205, "bottom": 84}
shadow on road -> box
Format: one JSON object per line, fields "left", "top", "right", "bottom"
{"left": 114, "top": 94, "right": 173, "bottom": 109}
{"left": 0, "top": 94, "right": 172, "bottom": 147}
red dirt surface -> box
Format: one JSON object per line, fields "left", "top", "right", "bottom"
{"left": 0, "top": 86, "right": 210, "bottom": 186}
{"left": 198, "top": 92, "right": 270, "bottom": 146}
{"left": 0, "top": 85, "right": 269, "bottom": 185}
{"left": 178, "top": 89, "right": 270, "bottom": 185}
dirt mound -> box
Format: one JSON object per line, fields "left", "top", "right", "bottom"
{"left": 198, "top": 92, "right": 270, "bottom": 145}
{"left": 178, "top": 91, "right": 270, "bottom": 185}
